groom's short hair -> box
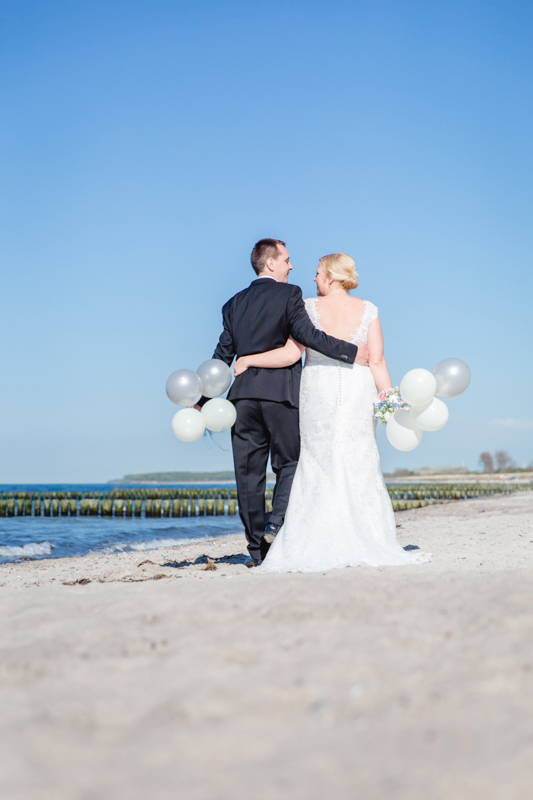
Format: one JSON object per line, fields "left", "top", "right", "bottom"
{"left": 250, "top": 238, "right": 286, "bottom": 275}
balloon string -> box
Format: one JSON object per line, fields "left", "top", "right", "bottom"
{"left": 203, "top": 429, "right": 229, "bottom": 452}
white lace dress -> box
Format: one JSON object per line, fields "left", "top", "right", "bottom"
{"left": 255, "top": 298, "right": 432, "bottom": 574}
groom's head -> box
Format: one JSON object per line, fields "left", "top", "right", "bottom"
{"left": 251, "top": 238, "right": 292, "bottom": 283}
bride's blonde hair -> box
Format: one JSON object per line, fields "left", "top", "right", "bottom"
{"left": 319, "top": 252, "right": 358, "bottom": 291}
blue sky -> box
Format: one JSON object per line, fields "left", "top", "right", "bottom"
{"left": 1, "top": 0, "right": 532, "bottom": 482}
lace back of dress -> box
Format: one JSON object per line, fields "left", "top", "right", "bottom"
{"left": 304, "top": 297, "right": 378, "bottom": 346}
{"left": 351, "top": 300, "right": 378, "bottom": 346}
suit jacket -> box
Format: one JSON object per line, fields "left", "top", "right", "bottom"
{"left": 207, "top": 279, "right": 358, "bottom": 408}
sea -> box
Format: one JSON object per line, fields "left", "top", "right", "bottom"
{"left": 0, "top": 484, "right": 245, "bottom": 565}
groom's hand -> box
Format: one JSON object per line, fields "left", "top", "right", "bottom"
{"left": 233, "top": 356, "right": 250, "bottom": 377}
{"left": 355, "top": 344, "right": 369, "bottom": 367}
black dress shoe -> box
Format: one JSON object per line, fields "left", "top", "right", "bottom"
{"left": 263, "top": 522, "right": 280, "bottom": 545}
{"left": 245, "top": 556, "right": 262, "bottom": 568}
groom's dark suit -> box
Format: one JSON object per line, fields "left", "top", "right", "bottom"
{"left": 209, "top": 277, "right": 358, "bottom": 560}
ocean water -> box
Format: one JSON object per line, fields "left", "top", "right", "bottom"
{"left": 0, "top": 484, "right": 245, "bottom": 564}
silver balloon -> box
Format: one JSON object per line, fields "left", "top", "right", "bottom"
{"left": 196, "top": 359, "right": 232, "bottom": 398}
{"left": 166, "top": 369, "right": 203, "bottom": 407}
{"left": 432, "top": 358, "right": 471, "bottom": 398}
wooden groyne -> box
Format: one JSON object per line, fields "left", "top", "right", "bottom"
{"left": 0, "top": 483, "right": 529, "bottom": 518}
{"left": 0, "top": 487, "right": 242, "bottom": 518}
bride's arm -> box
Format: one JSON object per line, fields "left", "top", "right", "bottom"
{"left": 234, "top": 338, "right": 305, "bottom": 376}
{"left": 367, "top": 318, "right": 393, "bottom": 393}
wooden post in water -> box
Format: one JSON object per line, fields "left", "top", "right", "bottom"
{"left": 228, "top": 499, "right": 236, "bottom": 515}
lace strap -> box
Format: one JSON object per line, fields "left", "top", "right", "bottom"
{"left": 358, "top": 300, "right": 378, "bottom": 341}
{"left": 304, "top": 297, "right": 324, "bottom": 331}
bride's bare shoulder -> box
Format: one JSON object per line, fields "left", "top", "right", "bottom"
{"left": 351, "top": 296, "right": 378, "bottom": 309}
{"left": 344, "top": 296, "right": 372, "bottom": 312}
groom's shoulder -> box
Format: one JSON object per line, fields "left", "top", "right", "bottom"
{"left": 270, "top": 282, "right": 303, "bottom": 299}
{"left": 222, "top": 284, "right": 251, "bottom": 311}
{"left": 224, "top": 280, "right": 302, "bottom": 306}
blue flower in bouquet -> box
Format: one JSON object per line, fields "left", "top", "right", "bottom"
{"left": 374, "top": 387, "right": 410, "bottom": 423}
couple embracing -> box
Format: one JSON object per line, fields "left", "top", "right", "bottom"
{"left": 200, "top": 238, "right": 431, "bottom": 572}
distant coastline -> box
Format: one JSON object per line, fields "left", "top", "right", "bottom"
{"left": 109, "top": 471, "right": 275, "bottom": 485}
{"left": 108, "top": 469, "right": 533, "bottom": 486}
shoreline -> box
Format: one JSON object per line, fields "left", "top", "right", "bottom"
{"left": 1, "top": 490, "right": 531, "bottom": 587}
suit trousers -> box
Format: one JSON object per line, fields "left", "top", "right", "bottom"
{"left": 231, "top": 398, "right": 300, "bottom": 560}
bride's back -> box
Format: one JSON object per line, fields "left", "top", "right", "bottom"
{"left": 315, "top": 294, "right": 367, "bottom": 342}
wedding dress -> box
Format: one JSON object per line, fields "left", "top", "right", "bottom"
{"left": 255, "top": 298, "right": 432, "bottom": 574}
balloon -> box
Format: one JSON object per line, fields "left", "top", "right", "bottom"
{"left": 166, "top": 369, "right": 203, "bottom": 407}
{"left": 386, "top": 410, "right": 423, "bottom": 451}
{"left": 201, "top": 398, "right": 237, "bottom": 432}
{"left": 411, "top": 397, "right": 449, "bottom": 432}
{"left": 432, "top": 358, "right": 471, "bottom": 398}
{"left": 400, "top": 368, "right": 437, "bottom": 407}
{"left": 171, "top": 408, "right": 206, "bottom": 442}
{"left": 196, "top": 359, "right": 232, "bottom": 398}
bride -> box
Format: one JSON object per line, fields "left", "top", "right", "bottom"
{"left": 233, "top": 252, "right": 432, "bottom": 573}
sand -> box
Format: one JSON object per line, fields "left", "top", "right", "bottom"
{"left": 1, "top": 490, "right": 532, "bottom": 800}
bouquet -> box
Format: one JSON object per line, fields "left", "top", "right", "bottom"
{"left": 374, "top": 387, "right": 410, "bottom": 423}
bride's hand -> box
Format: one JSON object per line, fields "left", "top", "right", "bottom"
{"left": 234, "top": 356, "right": 250, "bottom": 377}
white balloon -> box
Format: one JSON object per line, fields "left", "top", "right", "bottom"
{"left": 201, "top": 398, "right": 237, "bottom": 432}
{"left": 196, "top": 359, "right": 232, "bottom": 398}
{"left": 171, "top": 408, "right": 206, "bottom": 442}
{"left": 400, "top": 368, "right": 437, "bottom": 407}
{"left": 386, "top": 410, "right": 423, "bottom": 451}
{"left": 410, "top": 397, "right": 449, "bottom": 432}
{"left": 432, "top": 358, "right": 471, "bottom": 398}
{"left": 166, "top": 369, "right": 203, "bottom": 407}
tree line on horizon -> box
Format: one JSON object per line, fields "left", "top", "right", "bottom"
{"left": 119, "top": 471, "right": 275, "bottom": 482}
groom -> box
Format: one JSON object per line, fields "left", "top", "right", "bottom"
{"left": 201, "top": 239, "right": 369, "bottom": 566}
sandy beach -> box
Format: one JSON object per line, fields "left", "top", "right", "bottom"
{"left": 1, "top": 490, "right": 532, "bottom": 800}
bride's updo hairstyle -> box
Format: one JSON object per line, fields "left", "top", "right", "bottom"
{"left": 319, "top": 252, "right": 359, "bottom": 291}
